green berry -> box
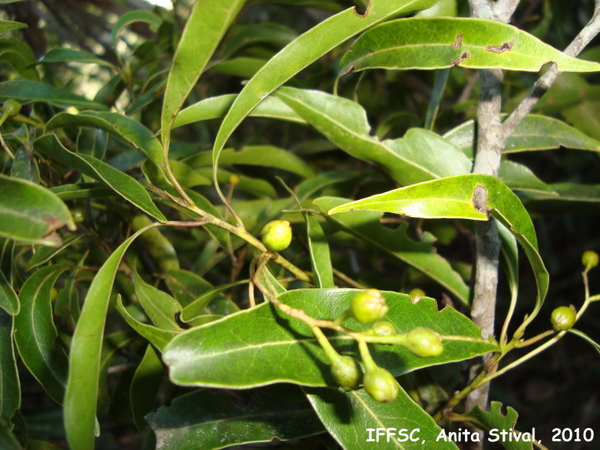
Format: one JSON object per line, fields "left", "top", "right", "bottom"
{"left": 261, "top": 220, "right": 292, "bottom": 252}
{"left": 370, "top": 321, "right": 397, "bottom": 337}
{"left": 408, "top": 288, "right": 426, "bottom": 302}
{"left": 401, "top": 327, "right": 443, "bottom": 357}
{"left": 71, "top": 207, "right": 85, "bottom": 223}
{"left": 363, "top": 367, "right": 400, "bottom": 402}
{"left": 551, "top": 306, "right": 576, "bottom": 332}
{"left": 331, "top": 355, "right": 362, "bottom": 390}
{"left": 582, "top": 251, "right": 598, "bottom": 270}
{"left": 3, "top": 99, "right": 22, "bottom": 117}
{"left": 350, "top": 289, "right": 388, "bottom": 324}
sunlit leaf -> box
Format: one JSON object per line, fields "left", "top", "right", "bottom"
{"left": 0, "top": 80, "right": 106, "bottom": 110}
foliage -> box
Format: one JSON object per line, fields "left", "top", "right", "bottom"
{"left": 0, "top": 0, "right": 599, "bottom": 449}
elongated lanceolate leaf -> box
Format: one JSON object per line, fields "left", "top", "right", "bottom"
{"left": 133, "top": 268, "right": 182, "bottom": 331}
{"left": 14, "top": 265, "right": 69, "bottom": 404}
{"left": 340, "top": 18, "right": 600, "bottom": 74}
{"left": 0, "top": 270, "right": 19, "bottom": 316}
{"left": 212, "top": 0, "right": 438, "bottom": 172}
{"left": 34, "top": 48, "right": 116, "bottom": 69}
{"left": 64, "top": 224, "right": 160, "bottom": 450}
{"left": 0, "top": 174, "right": 76, "bottom": 246}
{"left": 0, "top": 310, "right": 19, "bottom": 420}
{"left": 275, "top": 87, "right": 471, "bottom": 185}
{"left": 161, "top": 0, "right": 246, "bottom": 148}
{"left": 306, "top": 387, "right": 457, "bottom": 450}
{"left": 0, "top": 19, "right": 26, "bottom": 34}
{"left": 306, "top": 213, "right": 334, "bottom": 289}
{"left": 0, "top": 80, "right": 106, "bottom": 111}
{"left": 163, "top": 289, "right": 497, "bottom": 389}
{"left": 34, "top": 135, "right": 166, "bottom": 221}
{"left": 148, "top": 388, "right": 324, "bottom": 449}
{"left": 314, "top": 197, "right": 470, "bottom": 304}
{"left": 173, "top": 94, "right": 306, "bottom": 129}
{"left": 329, "top": 175, "right": 549, "bottom": 313}
{"left": 443, "top": 114, "right": 600, "bottom": 158}
{"left": 111, "top": 10, "right": 162, "bottom": 45}
{"left": 130, "top": 345, "right": 164, "bottom": 431}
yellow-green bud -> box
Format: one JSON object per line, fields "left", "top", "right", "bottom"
{"left": 3, "top": 99, "right": 22, "bottom": 117}
{"left": 582, "top": 251, "right": 598, "bottom": 270}
{"left": 370, "top": 321, "right": 397, "bottom": 337}
{"left": 402, "top": 327, "right": 443, "bottom": 357}
{"left": 331, "top": 356, "right": 362, "bottom": 390}
{"left": 551, "top": 305, "right": 576, "bottom": 332}
{"left": 261, "top": 220, "right": 292, "bottom": 252}
{"left": 350, "top": 289, "right": 388, "bottom": 324}
{"left": 363, "top": 367, "right": 400, "bottom": 403}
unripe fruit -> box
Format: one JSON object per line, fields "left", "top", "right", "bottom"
{"left": 261, "top": 220, "right": 292, "bottom": 252}
{"left": 71, "top": 207, "right": 85, "bottom": 223}
{"left": 551, "top": 305, "right": 576, "bottom": 331}
{"left": 402, "top": 327, "right": 443, "bottom": 357}
{"left": 331, "top": 355, "right": 362, "bottom": 390}
{"left": 370, "top": 321, "right": 397, "bottom": 337}
{"left": 3, "top": 99, "right": 22, "bottom": 117}
{"left": 363, "top": 367, "right": 400, "bottom": 402}
{"left": 350, "top": 289, "right": 388, "bottom": 324}
{"left": 409, "top": 288, "right": 426, "bottom": 302}
{"left": 582, "top": 251, "right": 598, "bottom": 270}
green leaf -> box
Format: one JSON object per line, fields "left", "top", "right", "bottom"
{"left": 218, "top": 22, "right": 298, "bottom": 59}
{"left": 0, "top": 37, "right": 39, "bottom": 80}
{"left": 314, "top": 197, "right": 470, "bottom": 304}
{"left": 340, "top": 18, "right": 600, "bottom": 74}
{"left": 111, "top": 10, "right": 162, "bottom": 45}
{"left": 133, "top": 267, "right": 182, "bottom": 331}
{"left": 77, "top": 128, "right": 107, "bottom": 160}
{"left": 274, "top": 87, "right": 471, "bottom": 185}
{"left": 183, "top": 145, "right": 315, "bottom": 178}
{"left": 210, "top": 57, "right": 266, "bottom": 78}
{"left": 443, "top": 114, "right": 600, "bottom": 158}
{"left": 34, "top": 48, "right": 116, "bottom": 69}
{"left": 45, "top": 111, "right": 166, "bottom": 168}
{"left": 0, "top": 80, "right": 106, "bottom": 111}
{"left": 0, "top": 20, "right": 26, "bottom": 34}
{"left": 147, "top": 388, "right": 324, "bottom": 449}
{"left": 130, "top": 345, "right": 164, "bottom": 431}
{"left": 180, "top": 280, "right": 247, "bottom": 323}
{"left": 212, "top": 0, "right": 438, "bottom": 174}
{"left": 0, "top": 310, "right": 20, "bottom": 420}
{"left": 464, "top": 401, "right": 533, "bottom": 450}
{"left": 306, "top": 213, "right": 334, "bottom": 289}
{"left": 306, "top": 387, "right": 457, "bottom": 449}
{"left": 161, "top": 0, "right": 246, "bottom": 150}
{"left": 163, "top": 289, "right": 497, "bottom": 389}
{"left": 63, "top": 224, "right": 160, "bottom": 450}
{"left": 34, "top": 134, "right": 166, "bottom": 221}
{"left": 0, "top": 270, "right": 19, "bottom": 316}
{"left": 14, "top": 265, "right": 69, "bottom": 404}
{"left": 0, "top": 174, "right": 76, "bottom": 246}
{"left": 116, "top": 296, "right": 179, "bottom": 352}
{"left": 26, "top": 234, "right": 83, "bottom": 271}
{"left": 173, "top": 94, "right": 306, "bottom": 129}
{"left": 499, "top": 160, "right": 554, "bottom": 194}
{"left": 328, "top": 175, "right": 549, "bottom": 317}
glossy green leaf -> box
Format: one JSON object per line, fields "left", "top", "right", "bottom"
{"left": 161, "top": 0, "right": 246, "bottom": 150}
{"left": 219, "top": 22, "right": 298, "bottom": 58}
{"left": 340, "top": 18, "right": 600, "bottom": 74}
{"left": 184, "top": 145, "right": 314, "bottom": 178}
{"left": 314, "top": 197, "right": 470, "bottom": 304}
{"left": 116, "top": 296, "right": 178, "bottom": 352}
{"left": 0, "top": 80, "right": 106, "bottom": 111}
{"left": 274, "top": 87, "right": 471, "bottom": 185}
{"left": 306, "top": 213, "right": 334, "bottom": 289}
{"left": 111, "top": 10, "right": 162, "bottom": 45}
{"left": 131, "top": 215, "right": 180, "bottom": 271}
{"left": 11, "top": 146, "right": 40, "bottom": 182}
{"left": 306, "top": 387, "right": 457, "bottom": 449}
{"left": 163, "top": 289, "right": 497, "bottom": 389}
{"left": 26, "top": 234, "right": 83, "bottom": 271}
{"left": 212, "top": 0, "right": 438, "bottom": 174}
{"left": 35, "top": 48, "right": 116, "bottom": 69}
{"left": 443, "top": 114, "right": 600, "bottom": 158}
{"left": 14, "top": 265, "right": 69, "bottom": 404}
{"left": 50, "top": 183, "right": 113, "bottom": 201}
{"left": 133, "top": 268, "right": 182, "bottom": 331}
{"left": 210, "top": 57, "right": 266, "bottom": 78}
{"left": 45, "top": 111, "right": 166, "bottom": 168}
{"left": 34, "top": 135, "right": 166, "bottom": 221}
{"left": 519, "top": 182, "right": 600, "bottom": 213}
{"left": 0, "top": 19, "right": 26, "bottom": 34}
{"left": 173, "top": 94, "right": 306, "bottom": 129}
{"left": 0, "top": 173, "right": 76, "bottom": 246}
{"left": 77, "top": 127, "right": 107, "bottom": 160}
{"left": 64, "top": 224, "right": 160, "bottom": 450}
{"left": 0, "top": 310, "right": 19, "bottom": 420}
{"left": 0, "top": 36, "right": 39, "bottom": 80}
{"left": 181, "top": 280, "right": 247, "bottom": 323}
{"left": 328, "top": 174, "right": 549, "bottom": 315}
{"left": 499, "top": 160, "right": 554, "bottom": 194}
{"left": 130, "top": 345, "right": 164, "bottom": 431}
{"left": 0, "top": 270, "right": 18, "bottom": 316}
{"left": 147, "top": 388, "right": 324, "bottom": 449}
{"left": 464, "top": 401, "right": 531, "bottom": 450}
